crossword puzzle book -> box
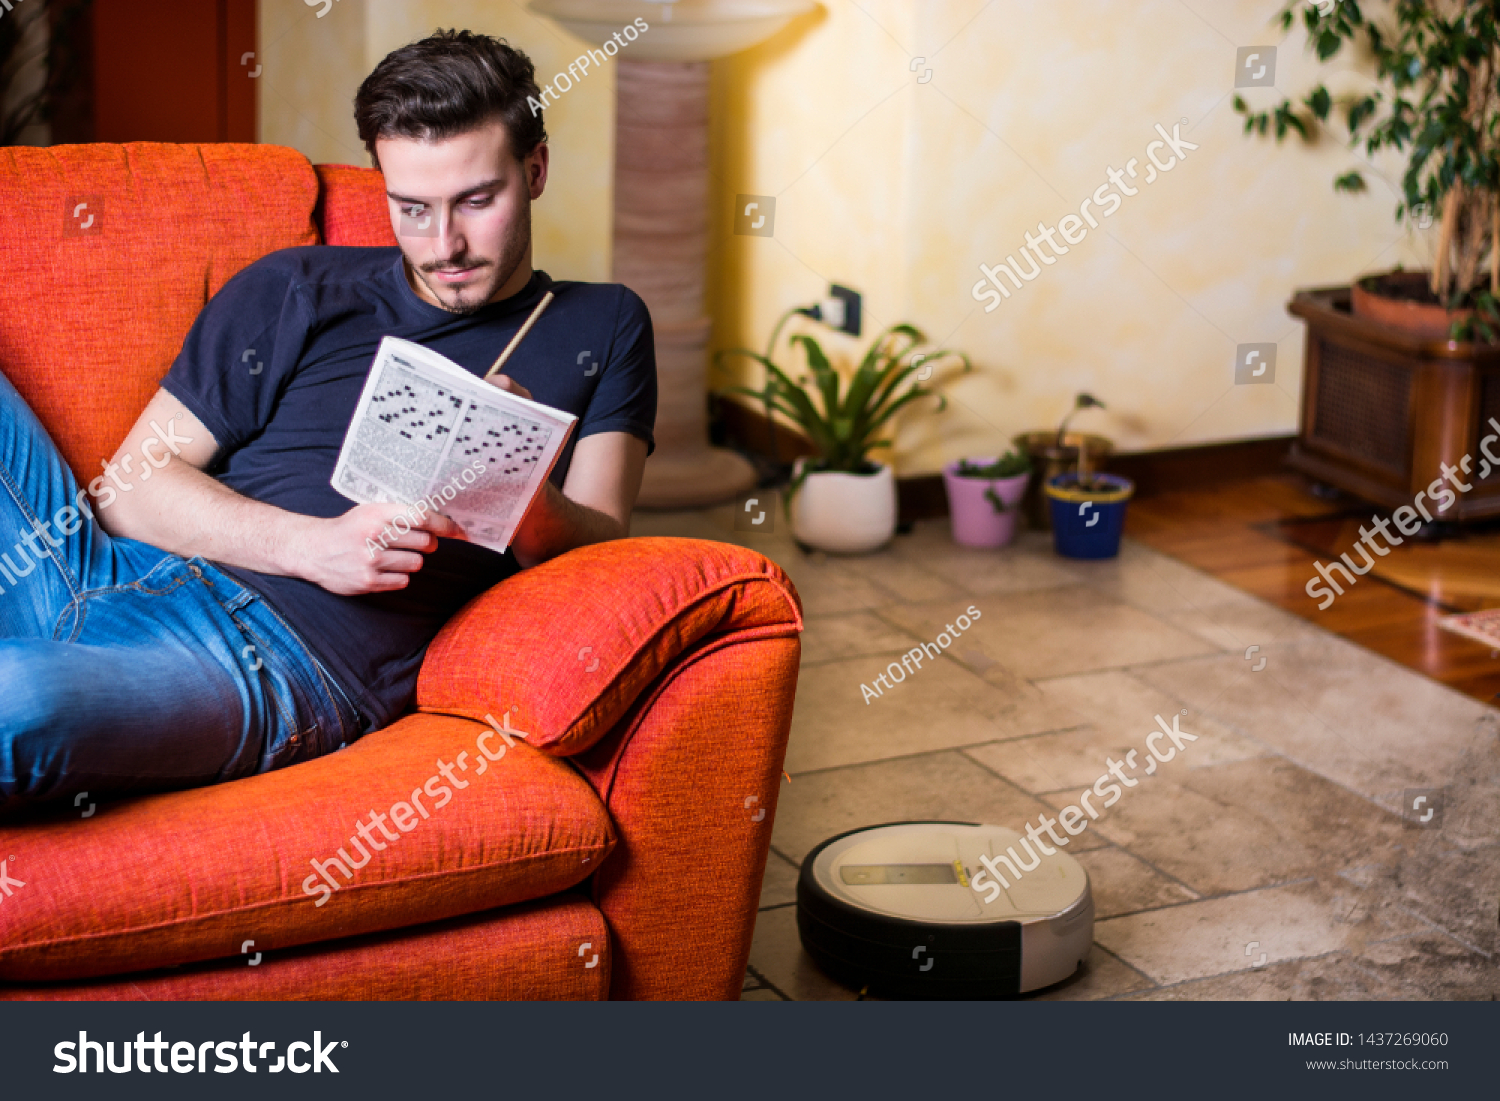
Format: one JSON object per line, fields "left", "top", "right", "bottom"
{"left": 330, "top": 336, "right": 577, "bottom": 554}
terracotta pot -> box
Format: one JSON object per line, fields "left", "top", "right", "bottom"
{"left": 790, "top": 460, "right": 896, "bottom": 554}
{"left": 941, "top": 460, "right": 1030, "bottom": 548}
{"left": 1351, "top": 271, "right": 1471, "bottom": 341}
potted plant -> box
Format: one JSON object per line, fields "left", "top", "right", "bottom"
{"left": 1013, "top": 393, "right": 1112, "bottom": 530}
{"left": 1236, "top": 1, "right": 1500, "bottom": 520}
{"left": 942, "top": 451, "right": 1031, "bottom": 548}
{"left": 716, "top": 315, "right": 969, "bottom": 554}
{"left": 1044, "top": 468, "right": 1135, "bottom": 560}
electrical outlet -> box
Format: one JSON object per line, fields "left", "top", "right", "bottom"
{"left": 797, "top": 284, "right": 863, "bottom": 337}
{"left": 827, "top": 284, "right": 861, "bottom": 337}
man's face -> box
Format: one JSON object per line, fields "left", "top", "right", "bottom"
{"left": 377, "top": 119, "right": 548, "bottom": 315}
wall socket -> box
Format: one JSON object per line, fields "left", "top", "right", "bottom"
{"left": 800, "top": 284, "right": 862, "bottom": 337}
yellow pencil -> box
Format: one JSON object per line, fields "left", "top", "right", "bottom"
{"left": 483, "top": 290, "right": 555, "bottom": 381}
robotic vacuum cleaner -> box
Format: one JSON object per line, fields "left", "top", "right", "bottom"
{"left": 796, "top": 821, "right": 1093, "bottom": 998}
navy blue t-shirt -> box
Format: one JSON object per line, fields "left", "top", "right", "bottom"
{"left": 161, "top": 247, "right": 656, "bottom": 731}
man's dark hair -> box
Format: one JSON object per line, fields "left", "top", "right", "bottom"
{"left": 354, "top": 29, "right": 547, "bottom": 167}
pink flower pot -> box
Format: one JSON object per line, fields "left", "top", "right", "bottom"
{"left": 942, "top": 460, "right": 1031, "bottom": 548}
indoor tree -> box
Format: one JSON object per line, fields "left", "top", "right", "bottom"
{"left": 1235, "top": 0, "right": 1500, "bottom": 337}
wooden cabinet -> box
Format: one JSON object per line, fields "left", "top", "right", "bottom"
{"left": 1287, "top": 286, "right": 1500, "bottom": 520}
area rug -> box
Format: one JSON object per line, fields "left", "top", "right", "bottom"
{"left": 1437, "top": 608, "right": 1500, "bottom": 650}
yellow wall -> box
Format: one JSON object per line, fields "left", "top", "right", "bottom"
{"left": 261, "top": 0, "right": 1424, "bottom": 468}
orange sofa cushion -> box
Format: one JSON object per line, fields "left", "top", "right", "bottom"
{"left": 0, "top": 897, "right": 609, "bottom": 1001}
{"left": 0, "top": 143, "right": 320, "bottom": 485}
{"left": 418, "top": 537, "right": 804, "bottom": 757}
{"left": 315, "top": 163, "right": 397, "bottom": 247}
{"left": 0, "top": 713, "right": 614, "bottom": 982}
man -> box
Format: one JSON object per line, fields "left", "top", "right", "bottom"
{"left": 0, "top": 30, "right": 655, "bottom": 815}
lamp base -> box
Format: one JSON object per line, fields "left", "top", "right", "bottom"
{"left": 635, "top": 445, "right": 758, "bottom": 510}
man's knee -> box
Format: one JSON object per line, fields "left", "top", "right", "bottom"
{"left": 0, "top": 645, "right": 83, "bottom": 743}
{"left": 0, "top": 644, "right": 104, "bottom": 809}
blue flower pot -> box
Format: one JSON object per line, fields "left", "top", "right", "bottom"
{"left": 1044, "top": 473, "right": 1134, "bottom": 559}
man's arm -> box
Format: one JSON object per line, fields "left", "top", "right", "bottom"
{"left": 99, "top": 389, "right": 461, "bottom": 595}
{"left": 509, "top": 430, "right": 648, "bottom": 569}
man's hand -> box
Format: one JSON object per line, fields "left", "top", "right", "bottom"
{"left": 485, "top": 374, "right": 532, "bottom": 401}
{"left": 292, "top": 503, "right": 465, "bottom": 595}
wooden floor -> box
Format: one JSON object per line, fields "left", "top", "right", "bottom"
{"left": 1126, "top": 474, "right": 1500, "bottom": 706}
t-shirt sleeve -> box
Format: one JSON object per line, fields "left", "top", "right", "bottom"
{"left": 577, "top": 285, "right": 657, "bottom": 455}
{"left": 159, "top": 253, "right": 311, "bottom": 458}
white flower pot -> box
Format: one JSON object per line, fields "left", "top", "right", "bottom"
{"left": 790, "top": 460, "right": 897, "bottom": 554}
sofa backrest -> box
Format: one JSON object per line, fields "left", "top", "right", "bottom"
{"left": 314, "top": 163, "right": 398, "bottom": 249}
{"left": 0, "top": 143, "right": 394, "bottom": 483}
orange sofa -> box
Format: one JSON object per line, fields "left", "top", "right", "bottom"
{"left": 0, "top": 144, "right": 801, "bottom": 1000}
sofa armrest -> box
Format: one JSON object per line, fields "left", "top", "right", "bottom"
{"left": 417, "top": 537, "right": 802, "bottom": 757}
{"left": 573, "top": 632, "right": 800, "bottom": 999}
{"left": 417, "top": 536, "right": 803, "bottom": 999}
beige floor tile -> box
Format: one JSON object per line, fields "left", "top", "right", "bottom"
{"left": 769, "top": 749, "right": 1107, "bottom": 867}
{"left": 881, "top": 588, "right": 1218, "bottom": 681}
{"left": 887, "top": 530, "right": 1083, "bottom": 598}
{"left": 997, "top": 674, "right": 1268, "bottom": 786}
{"left": 1029, "top": 944, "right": 1158, "bottom": 1000}
{"left": 800, "top": 612, "right": 924, "bottom": 666}
{"left": 1136, "top": 643, "right": 1499, "bottom": 802}
{"left": 1070, "top": 846, "right": 1199, "bottom": 919}
{"left": 763, "top": 552, "right": 901, "bottom": 617}
{"left": 837, "top": 551, "right": 968, "bottom": 604}
{"left": 1055, "top": 756, "right": 1414, "bottom": 895}
{"left": 757, "top": 849, "right": 801, "bottom": 910}
{"left": 1095, "top": 878, "right": 1425, "bottom": 986}
{"left": 1057, "top": 539, "right": 1263, "bottom": 618}
{"left": 1161, "top": 598, "right": 1332, "bottom": 656}
{"left": 1369, "top": 841, "right": 1500, "bottom": 959}
{"left": 746, "top": 905, "right": 861, "bottom": 1001}
{"left": 785, "top": 653, "right": 1075, "bottom": 773}
{"left": 1370, "top": 705, "right": 1500, "bottom": 849}
{"left": 965, "top": 728, "right": 1141, "bottom": 797}
{"left": 738, "top": 987, "right": 787, "bottom": 1001}
{"left": 1350, "top": 932, "right": 1500, "bottom": 999}
{"left": 1121, "top": 952, "right": 1405, "bottom": 1000}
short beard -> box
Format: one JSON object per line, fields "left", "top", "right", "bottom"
{"left": 415, "top": 200, "right": 532, "bottom": 317}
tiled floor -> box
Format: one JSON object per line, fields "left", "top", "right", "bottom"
{"left": 632, "top": 502, "right": 1500, "bottom": 1000}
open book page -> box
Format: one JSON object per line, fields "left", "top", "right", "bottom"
{"left": 331, "top": 335, "right": 577, "bottom": 554}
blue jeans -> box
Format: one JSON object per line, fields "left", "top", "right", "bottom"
{"left": 0, "top": 370, "right": 362, "bottom": 817}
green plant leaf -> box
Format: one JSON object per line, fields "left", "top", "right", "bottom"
{"left": 1306, "top": 85, "right": 1332, "bottom": 120}
{"left": 790, "top": 333, "right": 840, "bottom": 424}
